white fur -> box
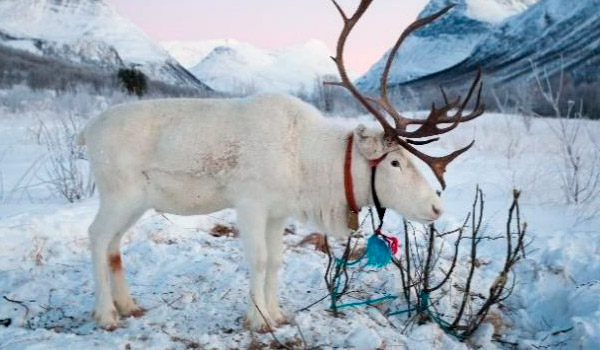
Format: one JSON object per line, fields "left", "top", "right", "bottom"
{"left": 80, "top": 93, "right": 443, "bottom": 330}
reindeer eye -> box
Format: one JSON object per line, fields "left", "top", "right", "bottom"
{"left": 391, "top": 160, "right": 401, "bottom": 168}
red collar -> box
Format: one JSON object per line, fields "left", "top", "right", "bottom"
{"left": 344, "top": 133, "right": 388, "bottom": 214}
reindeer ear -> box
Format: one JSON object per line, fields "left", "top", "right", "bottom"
{"left": 353, "top": 124, "right": 396, "bottom": 159}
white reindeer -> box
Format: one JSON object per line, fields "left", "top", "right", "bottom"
{"left": 79, "top": 1, "right": 483, "bottom": 331}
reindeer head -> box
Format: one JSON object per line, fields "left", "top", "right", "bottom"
{"left": 328, "top": 0, "right": 485, "bottom": 222}
{"left": 353, "top": 124, "right": 443, "bottom": 222}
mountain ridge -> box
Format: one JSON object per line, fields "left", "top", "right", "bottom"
{"left": 391, "top": 0, "right": 600, "bottom": 104}
{"left": 355, "top": 0, "right": 540, "bottom": 91}
{"left": 165, "top": 39, "right": 343, "bottom": 94}
{"left": 0, "top": 0, "right": 209, "bottom": 90}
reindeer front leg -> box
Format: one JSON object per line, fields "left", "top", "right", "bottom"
{"left": 265, "top": 216, "right": 287, "bottom": 326}
{"left": 237, "top": 202, "right": 273, "bottom": 332}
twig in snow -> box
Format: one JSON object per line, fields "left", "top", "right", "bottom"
{"left": 2, "top": 296, "right": 31, "bottom": 328}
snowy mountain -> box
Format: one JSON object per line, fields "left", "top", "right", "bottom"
{"left": 0, "top": 0, "right": 207, "bottom": 89}
{"left": 166, "top": 40, "right": 342, "bottom": 94}
{"left": 434, "top": 0, "right": 600, "bottom": 86}
{"left": 161, "top": 39, "right": 240, "bottom": 69}
{"left": 355, "top": 0, "right": 539, "bottom": 91}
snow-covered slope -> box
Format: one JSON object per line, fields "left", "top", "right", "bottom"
{"left": 180, "top": 40, "right": 341, "bottom": 94}
{"left": 360, "top": 0, "right": 599, "bottom": 99}
{"left": 355, "top": 0, "right": 539, "bottom": 91}
{"left": 465, "top": 0, "right": 539, "bottom": 24}
{"left": 454, "top": 0, "right": 600, "bottom": 85}
{"left": 0, "top": 0, "right": 206, "bottom": 89}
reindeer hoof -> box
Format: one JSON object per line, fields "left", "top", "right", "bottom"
{"left": 255, "top": 324, "right": 273, "bottom": 334}
{"left": 93, "top": 308, "right": 121, "bottom": 331}
{"left": 129, "top": 306, "right": 146, "bottom": 318}
{"left": 244, "top": 316, "right": 273, "bottom": 333}
{"left": 274, "top": 316, "right": 290, "bottom": 327}
{"left": 115, "top": 300, "right": 146, "bottom": 318}
{"left": 120, "top": 306, "right": 146, "bottom": 318}
{"left": 101, "top": 322, "right": 121, "bottom": 332}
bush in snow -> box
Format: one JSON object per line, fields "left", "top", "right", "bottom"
{"left": 530, "top": 61, "right": 600, "bottom": 218}
{"left": 36, "top": 113, "right": 95, "bottom": 203}
{"left": 323, "top": 187, "right": 528, "bottom": 344}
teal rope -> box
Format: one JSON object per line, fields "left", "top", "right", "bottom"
{"left": 330, "top": 257, "right": 466, "bottom": 339}
{"left": 337, "top": 295, "right": 397, "bottom": 309}
{"left": 387, "top": 291, "right": 428, "bottom": 316}
{"left": 328, "top": 240, "right": 466, "bottom": 339}
{"left": 387, "top": 306, "right": 415, "bottom": 316}
{"left": 387, "top": 291, "right": 466, "bottom": 340}
{"left": 334, "top": 250, "right": 365, "bottom": 267}
{"left": 330, "top": 249, "right": 396, "bottom": 310}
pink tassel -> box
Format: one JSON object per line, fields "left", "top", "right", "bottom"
{"left": 376, "top": 230, "right": 399, "bottom": 255}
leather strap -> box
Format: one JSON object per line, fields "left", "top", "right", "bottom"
{"left": 370, "top": 165, "right": 387, "bottom": 231}
{"left": 344, "top": 134, "right": 360, "bottom": 215}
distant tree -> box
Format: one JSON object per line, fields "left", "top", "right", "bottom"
{"left": 117, "top": 67, "right": 147, "bottom": 97}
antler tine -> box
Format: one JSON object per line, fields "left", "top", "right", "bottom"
{"left": 456, "top": 70, "right": 485, "bottom": 121}
{"left": 325, "top": 0, "right": 396, "bottom": 138}
{"left": 460, "top": 67, "right": 482, "bottom": 110}
{"left": 394, "top": 68, "right": 484, "bottom": 139}
{"left": 330, "top": 0, "right": 348, "bottom": 21}
{"left": 406, "top": 137, "right": 440, "bottom": 146}
{"left": 377, "top": 4, "right": 457, "bottom": 132}
{"left": 440, "top": 85, "right": 450, "bottom": 104}
{"left": 395, "top": 136, "right": 475, "bottom": 189}
{"left": 444, "top": 67, "right": 484, "bottom": 122}
{"left": 405, "top": 68, "right": 484, "bottom": 127}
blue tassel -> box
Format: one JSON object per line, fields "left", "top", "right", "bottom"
{"left": 365, "top": 234, "right": 392, "bottom": 267}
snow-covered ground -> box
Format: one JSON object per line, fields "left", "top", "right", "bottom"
{"left": 0, "top": 92, "right": 599, "bottom": 349}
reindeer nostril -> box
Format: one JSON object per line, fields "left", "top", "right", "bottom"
{"left": 432, "top": 205, "right": 441, "bottom": 216}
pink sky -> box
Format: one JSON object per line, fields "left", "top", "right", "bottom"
{"left": 108, "top": 0, "right": 428, "bottom": 74}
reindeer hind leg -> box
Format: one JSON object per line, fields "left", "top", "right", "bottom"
{"left": 107, "top": 208, "right": 146, "bottom": 318}
{"left": 89, "top": 194, "right": 145, "bottom": 330}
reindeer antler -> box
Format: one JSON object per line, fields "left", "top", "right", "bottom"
{"left": 326, "top": 0, "right": 485, "bottom": 189}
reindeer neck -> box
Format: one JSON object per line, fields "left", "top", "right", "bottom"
{"left": 299, "top": 123, "right": 373, "bottom": 219}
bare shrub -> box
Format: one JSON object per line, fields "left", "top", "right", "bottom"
{"left": 530, "top": 59, "right": 600, "bottom": 209}
{"left": 320, "top": 187, "right": 528, "bottom": 343}
{"left": 393, "top": 187, "right": 527, "bottom": 341}
{"left": 491, "top": 86, "right": 533, "bottom": 132}
{"left": 36, "top": 113, "right": 94, "bottom": 203}
{"left": 550, "top": 102, "right": 600, "bottom": 206}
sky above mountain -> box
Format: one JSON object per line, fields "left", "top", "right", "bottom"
{"left": 107, "top": 0, "right": 428, "bottom": 74}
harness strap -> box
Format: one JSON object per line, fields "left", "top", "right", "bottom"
{"left": 344, "top": 133, "right": 388, "bottom": 230}
{"left": 344, "top": 134, "right": 360, "bottom": 215}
